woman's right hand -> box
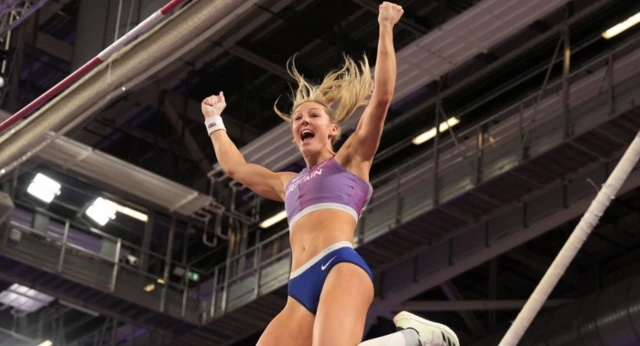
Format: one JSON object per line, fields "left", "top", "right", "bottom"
{"left": 202, "top": 92, "right": 226, "bottom": 118}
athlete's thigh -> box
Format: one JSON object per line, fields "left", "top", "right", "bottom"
{"left": 257, "top": 297, "right": 315, "bottom": 346}
{"left": 313, "top": 263, "right": 374, "bottom": 346}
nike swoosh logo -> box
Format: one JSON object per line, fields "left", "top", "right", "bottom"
{"left": 321, "top": 256, "right": 337, "bottom": 271}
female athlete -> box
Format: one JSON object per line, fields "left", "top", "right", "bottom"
{"left": 202, "top": 2, "right": 459, "bottom": 346}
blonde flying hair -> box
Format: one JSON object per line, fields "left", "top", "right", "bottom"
{"left": 274, "top": 54, "right": 375, "bottom": 145}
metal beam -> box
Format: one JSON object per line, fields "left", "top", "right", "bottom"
{"left": 489, "top": 259, "right": 498, "bottom": 329}
{"left": 0, "top": 326, "right": 39, "bottom": 344}
{"left": 90, "top": 117, "right": 194, "bottom": 159}
{"left": 348, "top": 0, "right": 431, "bottom": 36}
{"left": 26, "top": 31, "right": 73, "bottom": 62}
{"left": 440, "top": 282, "right": 487, "bottom": 336}
{"left": 398, "top": 299, "right": 573, "bottom": 312}
{"left": 0, "top": 266, "right": 176, "bottom": 340}
{"left": 0, "top": 306, "right": 68, "bottom": 344}
{"left": 163, "top": 98, "right": 211, "bottom": 175}
{"left": 132, "top": 0, "right": 301, "bottom": 95}
{"left": 132, "top": 88, "right": 261, "bottom": 142}
{"left": 73, "top": 96, "right": 208, "bottom": 169}
{"left": 36, "top": 0, "right": 74, "bottom": 26}
{"left": 506, "top": 248, "right": 585, "bottom": 287}
{"left": 21, "top": 0, "right": 74, "bottom": 62}
{"left": 368, "top": 161, "right": 640, "bottom": 318}
{"left": 70, "top": 98, "right": 136, "bottom": 145}
{"left": 226, "top": 45, "right": 293, "bottom": 81}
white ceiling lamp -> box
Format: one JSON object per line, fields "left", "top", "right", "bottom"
{"left": 0, "top": 284, "right": 55, "bottom": 313}
{"left": 37, "top": 340, "right": 53, "bottom": 346}
{"left": 26, "top": 173, "right": 61, "bottom": 203}
{"left": 85, "top": 197, "right": 148, "bottom": 226}
{"left": 602, "top": 10, "right": 640, "bottom": 40}
{"left": 259, "top": 210, "right": 287, "bottom": 229}
{"left": 412, "top": 117, "right": 460, "bottom": 145}
{"left": 85, "top": 197, "right": 117, "bottom": 226}
{"left": 111, "top": 202, "right": 148, "bottom": 223}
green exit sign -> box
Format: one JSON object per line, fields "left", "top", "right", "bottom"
{"left": 187, "top": 272, "right": 200, "bottom": 282}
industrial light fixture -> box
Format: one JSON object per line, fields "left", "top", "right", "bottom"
{"left": 85, "top": 197, "right": 148, "bottom": 226}
{"left": 85, "top": 197, "right": 117, "bottom": 226}
{"left": 259, "top": 210, "right": 287, "bottom": 228}
{"left": 157, "top": 278, "right": 165, "bottom": 285}
{"left": 112, "top": 203, "right": 148, "bottom": 223}
{"left": 26, "top": 173, "right": 61, "bottom": 203}
{"left": 412, "top": 117, "right": 460, "bottom": 145}
{"left": 37, "top": 341, "right": 53, "bottom": 346}
{"left": 603, "top": 10, "right": 640, "bottom": 39}
{"left": 0, "top": 284, "right": 54, "bottom": 313}
{"left": 143, "top": 284, "right": 155, "bottom": 292}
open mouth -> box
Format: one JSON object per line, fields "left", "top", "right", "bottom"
{"left": 301, "top": 129, "right": 315, "bottom": 143}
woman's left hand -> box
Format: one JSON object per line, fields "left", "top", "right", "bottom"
{"left": 378, "top": 2, "right": 404, "bottom": 27}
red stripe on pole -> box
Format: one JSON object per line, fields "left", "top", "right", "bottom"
{"left": 160, "top": 0, "right": 185, "bottom": 15}
{"left": 0, "top": 0, "right": 186, "bottom": 135}
{"left": 0, "top": 57, "right": 103, "bottom": 134}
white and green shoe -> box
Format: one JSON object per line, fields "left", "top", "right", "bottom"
{"left": 393, "top": 311, "right": 460, "bottom": 346}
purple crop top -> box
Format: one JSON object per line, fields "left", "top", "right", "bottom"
{"left": 284, "top": 157, "right": 373, "bottom": 227}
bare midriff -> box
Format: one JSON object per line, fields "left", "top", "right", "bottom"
{"left": 288, "top": 209, "right": 358, "bottom": 272}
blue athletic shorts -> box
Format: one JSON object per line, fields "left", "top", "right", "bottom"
{"left": 287, "top": 241, "right": 374, "bottom": 314}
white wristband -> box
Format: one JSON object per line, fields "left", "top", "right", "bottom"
{"left": 205, "top": 116, "right": 226, "bottom": 136}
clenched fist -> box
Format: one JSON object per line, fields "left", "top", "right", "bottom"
{"left": 379, "top": 2, "right": 403, "bottom": 26}
{"left": 202, "top": 92, "right": 226, "bottom": 118}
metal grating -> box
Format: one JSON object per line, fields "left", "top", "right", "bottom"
{"left": 0, "top": 255, "right": 197, "bottom": 342}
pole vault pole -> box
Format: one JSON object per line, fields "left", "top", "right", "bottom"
{"left": 499, "top": 129, "right": 640, "bottom": 346}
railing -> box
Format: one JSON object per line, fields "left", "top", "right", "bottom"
{"left": 198, "top": 31, "right": 640, "bottom": 320}
{"left": 0, "top": 208, "right": 208, "bottom": 324}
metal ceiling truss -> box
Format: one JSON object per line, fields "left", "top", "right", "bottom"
{"left": 0, "top": 0, "right": 637, "bottom": 345}
{"left": 163, "top": 16, "right": 640, "bottom": 345}
{"left": 218, "top": 0, "right": 573, "bottom": 177}
{"left": 0, "top": 0, "right": 49, "bottom": 38}
{"left": 0, "top": 0, "right": 574, "bottom": 238}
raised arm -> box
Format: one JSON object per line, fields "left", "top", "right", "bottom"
{"left": 348, "top": 2, "right": 403, "bottom": 163}
{"left": 202, "top": 93, "right": 294, "bottom": 202}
